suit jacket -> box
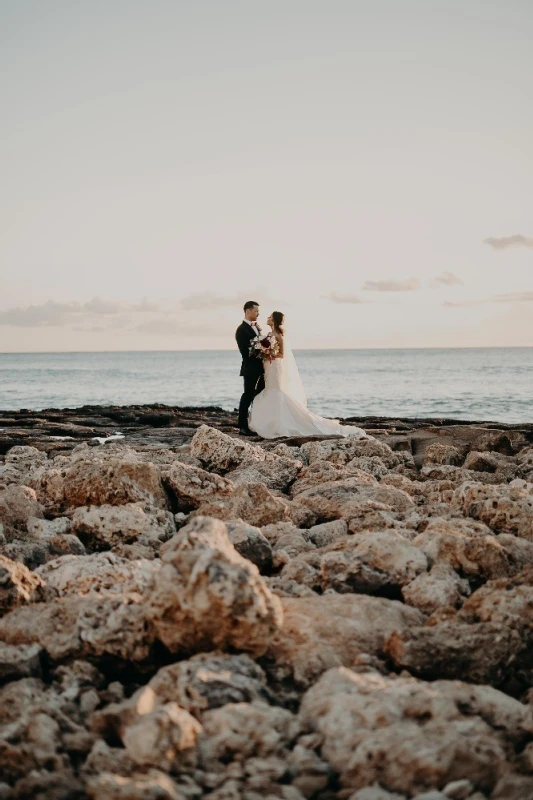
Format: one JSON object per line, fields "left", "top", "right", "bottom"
{"left": 236, "top": 321, "right": 264, "bottom": 378}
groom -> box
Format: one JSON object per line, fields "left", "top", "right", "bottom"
{"left": 235, "top": 300, "right": 265, "bottom": 436}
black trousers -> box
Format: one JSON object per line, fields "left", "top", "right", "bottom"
{"left": 238, "top": 373, "right": 265, "bottom": 429}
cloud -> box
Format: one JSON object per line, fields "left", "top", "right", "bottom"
{"left": 179, "top": 288, "right": 277, "bottom": 312}
{"left": 484, "top": 235, "right": 533, "bottom": 250}
{"left": 362, "top": 278, "right": 421, "bottom": 292}
{"left": 328, "top": 292, "right": 364, "bottom": 304}
{"left": 494, "top": 291, "right": 533, "bottom": 303}
{"left": 430, "top": 272, "right": 463, "bottom": 288}
{"left": 0, "top": 297, "right": 163, "bottom": 328}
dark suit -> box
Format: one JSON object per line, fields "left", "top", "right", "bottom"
{"left": 236, "top": 321, "right": 265, "bottom": 430}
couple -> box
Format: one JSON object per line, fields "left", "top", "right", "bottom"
{"left": 235, "top": 300, "right": 370, "bottom": 440}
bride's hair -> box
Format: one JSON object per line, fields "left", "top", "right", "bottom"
{"left": 271, "top": 311, "right": 284, "bottom": 334}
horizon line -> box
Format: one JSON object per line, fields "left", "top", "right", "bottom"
{"left": 1, "top": 345, "right": 532, "bottom": 355}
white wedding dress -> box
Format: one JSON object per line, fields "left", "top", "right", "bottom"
{"left": 249, "top": 338, "right": 370, "bottom": 440}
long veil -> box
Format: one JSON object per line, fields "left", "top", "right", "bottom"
{"left": 280, "top": 335, "right": 307, "bottom": 407}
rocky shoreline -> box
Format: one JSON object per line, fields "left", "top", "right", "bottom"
{"left": 1, "top": 405, "right": 533, "bottom": 799}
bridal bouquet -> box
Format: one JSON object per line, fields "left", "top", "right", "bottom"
{"left": 249, "top": 333, "right": 280, "bottom": 361}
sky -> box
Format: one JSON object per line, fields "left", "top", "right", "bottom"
{"left": 1, "top": 0, "right": 532, "bottom": 352}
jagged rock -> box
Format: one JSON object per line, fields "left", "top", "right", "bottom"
{"left": 290, "top": 461, "right": 376, "bottom": 497}
{"left": 35, "top": 552, "right": 161, "bottom": 600}
{"left": 458, "top": 567, "right": 533, "bottom": 635}
{"left": 199, "top": 701, "right": 299, "bottom": 769}
{"left": 320, "top": 530, "right": 428, "bottom": 595}
{"left": 412, "top": 517, "right": 533, "bottom": 582}
{"left": 27, "top": 516, "right": 71, "bottom": 537}
{"left": 452, "top": 481, "right": 533, "bottom": 539}
{"left": 146, "top": 516, "right": 283, "bottom": 656}
{"left": 0, "top": 485, "right": 44, "bottom": 530}
{"left": 384, "top": 620, "right": 523, "bottom": 685}
{"left": 0, "top": 554, "right": 45, "bottom": 614}
{"left": 148, "top": 653, "right": 273, "bottom": 717}
{"left": 423, "top": 443, "right": 463, "bottom": 467}
{"left": 163, "top": 460, "right": 234, "bottom": 511}
{"left": 492, "top": 773, "right": 533, "bottom": 799}
{"left": 86, "top": 770, "right": 186, "bottom": 800}
{"left": 122, "top": 702, "right": 201, "bottom": 771}
{"left": 0, "top": 592, "right": 154, "bottom": 662}
{"left": 193, "top": 482, "right": 290, "bottom": 527}
{"left": 300, "top": 437, "right": 397, "bottom": 466}
{"left": 299, "top": 667, "right": 533, "bottom": 795}
{"left": 190, "top": 425, "right": 302, "bottom": 491}
{"left": 266, "top": 593, "right": 424, "bottom": 687}
{"left": 31, "top": 447, "right": 168, "bottom": 514}
{"left": 402, "top": 564, "right": 471, "bottom": 613}
{"left": 420, "top": 465, "right": 501, "bottom": 486}
{"left": 0, "top": 641, "right": 43, "bottom": 682}
{"left": 349, "top": 788, "right": 406, "bottom": 800}
{"left": 225, "top": 520, "right": 273, "bottom": 571}
{"left": 464, "top": 451, "right": 499, "bottom": 472}
{"left": 289, "top": 478, "right": 414, "bottom": 528}
{"left": 307, "top": 519, "right": 348, "bottom": 547}
{"left": 4, "top": 445, "right": 48, "bottom": 480}
{"left": 71, "top": 503, "right": 175, "bottom": 550}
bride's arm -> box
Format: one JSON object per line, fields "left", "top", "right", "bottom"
{"left": 274, "top": 333, "right": 284, "bottom": 358}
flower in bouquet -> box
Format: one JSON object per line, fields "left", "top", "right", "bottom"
{"left": 250, "top": 333, "right": 280, "bottom": 361}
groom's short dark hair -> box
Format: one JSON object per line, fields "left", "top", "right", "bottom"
{"left": 243, "top": 300, "right": 259, "bottom": 312}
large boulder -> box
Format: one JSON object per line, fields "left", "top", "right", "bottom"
{"left": 290, "top": 460, "right": 376, "bottom": 497}
{"left": 35, "top": 552, "right": 161, "bottom": 600}
{"left": 289, "top": 478, "right": 414, "bottom": 528}
{"left": 402, "top": 564, "right": 471, "bottom": 614}
{"left": 452, "top": 481, "right": 533, "bottom": 539}
{"left": 299, "top": 667, "right": 533, "bottom": 795}
{"left": 266, "top": 593, "right": 425, "bottom": 687}
{"left": 146, "top": 516, "right": 283, "bottom": 657}
{"left": 71, "top": 503, "right": 175, "bottom": 550}
{"left": 190, "top": 425, "right": 302, "bottom": 490}
{"left": 163, "top": 460, "right": 234, "bottom": 511}
{"left": 0, "top": 484, "right": 44, "bottom": 531}
{"left": 320, "top": 530, "right": 428, "bottom": 595}
{"left": 225, "top": 519, "right": 273, "bottom": 571}
{"left": 31, "top": 447, "right": 168, "bottom": 514}
{"left": 0, "top": 554, "right": 45, "bottom": 615}
{"left": 193, "top": 482, "right": 291, "bottom": 527}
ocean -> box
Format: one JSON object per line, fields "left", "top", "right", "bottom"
{"left": 0, "top": 348, "right": 531, "bottom": 424}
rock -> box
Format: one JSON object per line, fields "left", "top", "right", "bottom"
{"left": 290, "top": 461, "right": 376, "bottom": 497}
{"left": 26, "top": 516, "right": 71, "bottom": 537}
{"left": 0, "top": 641, "right": 43, "bottom": 682}
{"left": 320, "top": 530, "right": 428, "bottom": 595}
{"left": 266, "top": 593, "right": 424, "bottom": 687}
{"left": 402, "top": 565, "right": 471, "bottom": 613}
{"left": 307, "top": 519, "right": 348, "bottom": 548}
{"left": 384, "top": 620, "right": 522, "bottom": 685}
{"left": 442, "top": 779, "right": 473, "bottom": 799}
{"left": 289, "top": 478, "right": 414, "bottom": 528}
{"left": 0, "top": 484, "right": 44, "bottom": 530}
{"left": 147, "top": 653, "right": 273, "bottom": 717}
{"left": 452, "top": 481, "right": 533, "bottom": 539}
{"left": 193, "top": 482, "right": 290, "bottom": 527}
{"left": 4, "top": 445, "right": 48, "bottom": 481}
{"left": 458, "top": 567, "right": 533, "bottom": 637}
{"left": 122, "top": 702, "right": 201, "bottom": 771}
{"left": 412, "top": 519, "right": 530, "bottom": 582}
{"left": 146, "top": 516, "right": 283, "bottom": 656}
{"left": 299, "top": 667, "right": 530, "bottom": 795}
{"left": 225, "top": 520, "right": 273, "bottom": 571}
{"left": 190, "top": 425, "right": 302, "bottom": 490}
{"left": 0, "top": 554, "right": 45, "bottom": 614}
{"left": 199, "top": 701, "right": 299, "bottom": 768}
{"left": 31, "top": 447, "right": 168, "bottom": 514}
{"left": 0, "top": 592, "right": 155, "bottom": 662}
{"left": 491, "top": 773, "right": 533, "bottom": 799}
{"left": 349, "top": 789, "right": 407, "bottom": 800}
{"left": 163, "top": 460, "right": 234, "bottom": 511}
{"left": 86, "top": 770, "right": 186, "bottom": 800}
{"left": 35, "top": 552, "right": 161, "bottom": 600}
{"left": 464, "top": 451, "right": 499, "bottom": 473}
{"left": 71, "top": 503, "right": 175, "bottom": 550}
{"left": 423, "top": 443, "right": 463, "bottom": 466}
{"left": 300, "top": 437, "right": 398, "bottom": 466}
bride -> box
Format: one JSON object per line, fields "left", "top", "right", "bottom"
{"left": 249, "top": 311, "right": 370, "bottom": 440}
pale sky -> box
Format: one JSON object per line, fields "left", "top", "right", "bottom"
{"left": 1, "top": 0, "right": 532, "bottom": 352}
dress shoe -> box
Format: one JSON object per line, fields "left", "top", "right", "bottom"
{"left": 239, "top": 428, "right": 253, "bottom": 436}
